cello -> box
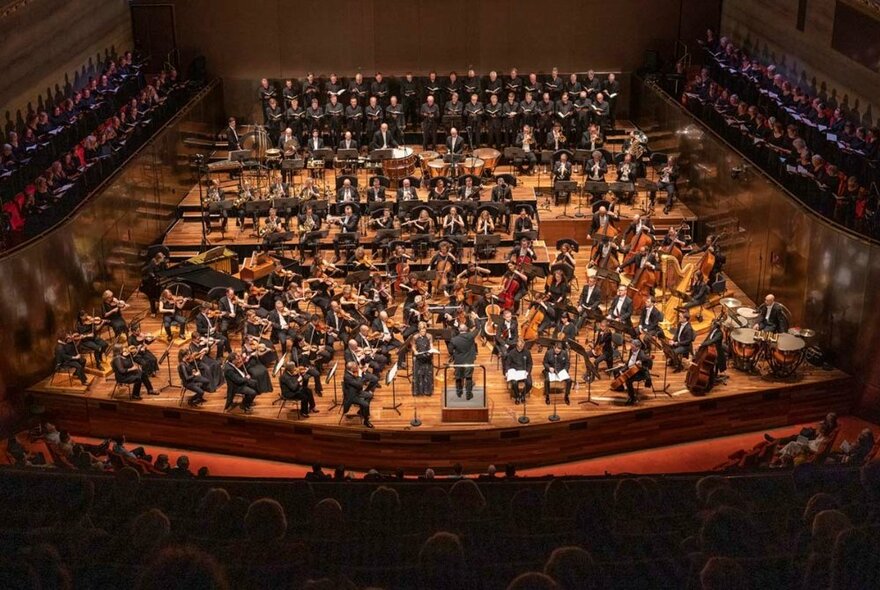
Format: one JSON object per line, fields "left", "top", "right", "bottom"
{"left": 497, "top": 262, "right": 524, "bottom": 311}
{"left": 695, "top": 232, "right": 725, "bottom": 283}
{"left": 520, "top": 294, "right": 547, "bottom": 341}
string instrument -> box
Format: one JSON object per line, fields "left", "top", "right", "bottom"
{"left": 204, "top": 309, "right": 223, "bottom": 319}
{"left": 695, "top": 232, "right": 726, "bottom": 282}
{"left": 520, "top": 296, "right": 546, "bottom": 341}
{"left": 482, "top": 302, "right": 501, "bottom": 337}
{"left": 287, "top": 365, "right": 309, "bottom": 376}
{"left": 685, "top": 344, "right": 717, "bottom": 394}
{"left": 394, "top": 258, "right": 411, "bottom": 292}
{"left": 624, "top": 251, "right": 658, "bottom": 314}
{"left": 659, "top": 222, "right": 690, "bottom": 264}
{"left": 249, "top": 285, "right": 269, "bottom": 298}
{"left": 80, "top": 315, "right": 106, "bottom": 326}
{"left": 496, "top": 271, "right": 522, "bottom": 311}
{"left": 432, "top": 254, "right": 454, "bottom": 293}
{"left": 610, "top": 364, "right": 641, "bottom": 391}
{"left": 623, "top": 225, "right": 655, "bottom": 264}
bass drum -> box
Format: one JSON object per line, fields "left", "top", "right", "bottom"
{"left": 768, "top": 333, "right": 805, "bottom": 378}
{"left": 729, "top": 328, "right": 761, "bottom": 371}
{"left": 473, "top": 148, "right": 501, "bottom": 176}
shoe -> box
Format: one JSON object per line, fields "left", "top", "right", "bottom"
{"left": 514, "top": 398, "right": 520, "bottom": 405}
{"left": 132, "top": 394, "right": 143, "bottom": 401}
{"left": 224, "top": 404, "right": 232, "bottom": 411}
{"left": 364, "top": 420, "right": 374, "bottom": 429}
{"left": 763, "top": 434, "right": 776, "bottom": 443}
{"left": 301, "top": 412, "right": 310, "bottom": 418}
{"left": 310, "top": 408, "right": 320, "bottom": 414}
{"left": 624, "top": 399, "right": 634, "bottom": 406}
{"left": 564, "top": 396, "right": 570, "bottom": 405}
{"left": 147, "top": 390, "right": 158, "bottom": 396}
{"left": 545, "top": 396, "right": 550, "bottom": 405}
{"left": 243, "top": 406, "right": 254, "bottom": 414}
{"left": 187, "top": 400, "right": 199, "bottom": 407}
{"left": 80, "top": 379, "right": 88, "bottom": 386}
{"left": 456, "top": 391, "right": 463, "bottom": 398}
{"left": 466, "top": 392, "right": 473, "bottom": 400}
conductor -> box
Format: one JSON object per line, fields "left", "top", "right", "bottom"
{"left": 450, "top": 311, "right": 483, "bottom": 400}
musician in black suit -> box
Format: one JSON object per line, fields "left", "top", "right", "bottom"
{"left": 669, "top": 311, "right": 695, "bottom": 371}
{"left": 55, "top": 332, "right": 87, "bottom": 385}
{"left": 112, "top": 345, "right": 155, "bottom": 400}
{"left": 606, "top": 285, "right": 633, "bottom": 325}
{"left": 420, "top": 95, "right": 440, "bottom": 149}
{"left": 553, "top": 153, "right": 573, "bottom": 204}
{"left": 385, "top": 96, "right": 405, "bottom": 144}
{"left": 658, "top": 155, "right": 679, "bottom": 214}
{"left": 616, "top": 338, "right": 652, "bottom": 405}
{"left": 218, "top": 288, "right": 241, "bottom": 351}
{"left": 224, "top": 117, "right": 241, "bottom": 151}
{"left": 450, "top": 312, "right": 483, "bottom": 400}
{"left": 754, "top": 294, "right": 788, "bottom": 334}
{"left": 492, "top": 177, "right": 514, "bottom": 228}
{"left": 494, "top": 308, "right": 518, "bottom": 358}
{"left": 699, "top": 319, "right": 726, "bottom": 383}
{"left": 590, "top": 206, "right": 618, "bottom": 234}
{"left": 589, "top": 320, "right": 616, "bottom": 378}
{"left": 331, "top": 204, "right": 360, "bottom": 259}
{"left": 585, "top": 150, "right": 608, "bottom": 182}
{"left": 337, "top": 131, "right": 359, "bottom": 151}
{"left": 682, "top": 273, "right": 711, "bottom": 313}
{"left": 178, "top": 350, "right": 210, "bottom": 407}
{"left": 504, "top": 337, "right": 533, "bottom": 404}
{"left": 306, "top": 129, "right": 325, "bottom": 152}
{"left": 464, "top": 94, "right": 484, "bottom": 147}
{"left": 446, "top": 127, "right": 465, "bottom": 155}
{"left": 267, "top": 300, "right": 295, "bottom": 355}
{"left": 223, "top": 352, "right": 258, "bottom": 413}
{"left": 575, "top": 276, "right": 603, "bottom": 331}
{"left": 636, "top": 296, "right": 664, "bottom": 338}
{"left": 280, "top": 363, "right": 317, "bottom": 417}
{"left": 543, "top": 340, "right": 572, "bottom": 404}
{"left": 369, "top": 123, "right": 398, "bottom": 150}
{"left": 194, "top": 305, "right": 227, "bottom": 358}
{"left": 343, "top": 361, "right": 376, "bottom": 428}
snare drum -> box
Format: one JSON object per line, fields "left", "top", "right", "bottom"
{"left": 769, "top": 333, "right": 805, "bottom": 377}
{"left": 730, "top": 328, "right": 761, "bottom": 371}
{"left": 462, "top": 157, "right": 485, "bottom": 177}
{"left": 427, "top": 159, "right": 450, "bottom": 178}
{"left": 473, "top": 148, "right": 501, "bottom": 175}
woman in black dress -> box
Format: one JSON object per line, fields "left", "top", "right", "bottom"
{"left": 242, "top": 337, "right": 274, "bottom": 394}
{"left": 412, "top": 322, "right": 435, "bottom": 396}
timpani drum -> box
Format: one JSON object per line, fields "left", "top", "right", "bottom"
{"left": 736, "top": 307, "right": 759, "bottom": 327}
{"left": 462, "top": 157, "right": 485, "bottom": 177}
{"left": 427, "top": 159, "right": 450, "bottom": 178}
{"left": 419, "top": 151, "right": 439, "bottom": 175}
{"left": 769, "top": 333, "right": 806, "bottom": 377}
{"left": 730, "top": 328, "right": 761, "bottom": 371}
{"left": 473, "top": 148, "right": 501, "bottom": 175}
{"left": 382, "top": 147, "right": 417, "bottom": 180}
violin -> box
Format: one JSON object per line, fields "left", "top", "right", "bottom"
{"left": 80, "top": 315, "right": 106, "bottom": 326}
{"left": 249, "top": 286, "right": 269, "bottom": 298}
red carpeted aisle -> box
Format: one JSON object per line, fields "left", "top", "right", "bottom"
{"left": 72, "top": 417, "right": 878, "bottom": 479}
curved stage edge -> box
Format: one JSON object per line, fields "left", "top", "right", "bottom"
{"left": 29, "top": 371, "right": 853, "bottom": 473}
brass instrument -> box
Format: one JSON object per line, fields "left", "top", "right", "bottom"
{"left": 627, "top": 138, "right": 645, "bottom": 159}
{"left": 259, "top": 217, "right": 281, "bottom": 237}
{"left": 234, "top": 185, "right": 255, "bottom": 207}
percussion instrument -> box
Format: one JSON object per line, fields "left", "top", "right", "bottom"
{"left": 462, "top": 157, "right": 485, "bottom": 177}
{"left": 427, "top": 159, "right": 450, "bottom": 178}
{"left": 730, "top": 328, "right": 761, "bottom": 371}
{"left": 472, "top": 148, "right": 501, "bottom": 175}
{"left": 787, "top": 327, "right": 816, "bottom": 339}
{"left": 265, "top": 148, "right": 282, "bottom": 162}
{"left": 240, "top": 129, "right": 270, "bottom": 160}
{"left": 382, "top": 147, "right": 418, "bottom": 180}
{"left": 419, "top": 151, "right": 439, "bottom": 175}
{"left": 719, "top": 297, "right": 742, "bottom": 311}
{"left": 735, "top": 306, "right": 759, "bottom": 327}
{"left": 768, "top": 333, "right": 805, "bottom": 377}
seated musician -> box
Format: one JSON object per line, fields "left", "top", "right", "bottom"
{"left": 606, "top": 285, "right": 634, "bottom": 325}
{"left": 693, "top": 235, "right": 726, "bottom": 283}
{"left": 305, "top": 127, "right": 324, "bottom": 153}
{"left": 74, "top": 310, "right": 108, "bottom": 370}
{"left": 585, "top": 150, "right": 608, "bottom": 183}
{"left": 278, "top": 127, "right": 299, "bottom": 154}
{"left": 636, "top": 296, "right": 664, "bottom": 339}
{"left": 513, "top": 208, "right": 535, "bottom": 235}
{"left": 754, "top": 294, "right": 788, "bottom": 334}
{"left": 178, "top": 350, "right": 210, "bottom": 407}
{"left": 260, "top": 207, "right": 286, "bottom": 251}
{"left": 682, "top": 273, "right": 711, "bottom": 316}
{"left": 112, "top": 344, "right": 155, "bottom": 400}
{"left": 669, "top": 311, "right": 695, "bottom": 371}
{"left": 505, "top": 338, "right": 533, "bottom": 404}
{"left": 492, "top": 177, "right": 514, "bottom": 228}
{"left": 511, "top": 236, "right": 536, "bottom": 262}
{"left": 330, "top": 204, "right": 359, "bottom": 259}
{"left": 366, "top": 177, "right": 387, "bottom": 203}
{"left": 158, "top": 289, "right": 187, "bottom": 340}
{"left": 101, "top": 289, "right": 129, "bottom": 337}
{"left": 553, "top": 153, "right": 573, "bottom": 203}
{"left": 410, "top": 209, "right": 434, "bottom": 235}
{"left": 441, "top": 206, "right": 466, "bottom": 236}
{"left": 369, "top": 122, "right": 398, "bottom": 151}
{"left": 297, "top": 204, "right": 322, "bottom": 260}
{"left": 371, "top": 309, "right": 403, "bottom": 357}
{"left": 337, "top": 178, "right": 359, "bottom": 203}
{"left": 55, "top": 331, "right": 88, "bottom": 385}
{"left": 337, "top": 130, "right": 359, "bottom": 152}
{"left": 223, "top": 352, "right": 259, "bottom": 413}
{"left": 342, "top": 361, "right": 377, "bottom": 429}
{"left": 280, "top": 362, "right": 317, "bottom": 417}
{"left": 619, "top": 244, "right": 657, "bottom": 276}
{"left": 500, "top": 261, "right": 530, "bottom": 311}
{"left": 494, "top": 308, "right": 519, "bottom": 359}
{"left": 459, "top": 176, "right": 481, "bottom": 201}
{"left": 370, "top": 206, "right": 394, "bottom": 231}
{"left": 349, "top": 331, "right": 388, "bottom": 374}
{"left": 698, "top": 319, "right": 727, "bottom": 384}
{"left": 194, "top": 304, "right": 227, "bottom": 357}
{"left": 429, "top": 240, "right": 457, "bottom": 290}
{"left": 128, "top": 324, "right": 160, "bottom": 377}
{"left": 543, "top": 340, "right": 572, "bottom": 404}
{"left": 590, "top": 205, "right": 618, "bottom": 235}
{"left": 397, "top": 178, "right": 419, "bottom": 201}
{"left": 576, "top": 275, "right": 602, "bottom": 331}
{"left": 621, "top": 214, "right": 654, "bottom": 252}
{"left": 556, "top": 311, "right": 579, "bottom": 342}
{"left": 614, "top": 153, "right": 639, "bottom": 204}
{"left": 541, "top": 268, "right": 570, "bottom": 332}
{"left": 614, "top": 338, "right": 652, "bottom": 406}
{"left": 588, "top": 319, "right": 615, "bottom": 380}
{"left": 324, "top": 300, "right": 348, "bottom": 346}
{"left": 555, "top": 242, "right": 576, "bottom": 270}
{"left": 514, "top": 125, "right": 538, "bottom": 173}
{"left": 430, "top": 179, "right": 449, "bottom": 201}
{"left": 268, "top": 299, "right": 297, "bottom": 355}
{"left": 299, "top": 177, "right": 321, "bottom": 201}
{"left": 202, "top": 179, "right": 228, "bottom": 231}
{"left": 546, "top": 121, "right": 567, "bottom": 151}
{"left": 300, "top": 314, "right": 334, "bottom": 371}
{"left": 579, "top": 123, "right": 605, "bottom": 151}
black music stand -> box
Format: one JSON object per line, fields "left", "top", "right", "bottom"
{"left": 207, "top": 200, "right": 235, "bottom": 242}
{"left": 503, "top": 147, "right": 525, "bottom": 181}
{"left": 554, "top": 181, "right": 578, "bottom": 218}
{"left": 410, "top": 234, "right": 433, "bottom": 261}
{"left": 568, "top": 339, "right": 599, "bottom": 405}
{"left": 475, "top": 234, "right": 501, "bottom": 259}
{"left": 336, "top": 148, "right": 359, "bottom": 175}
{"left": 650, "top": 336, "right": 677, "bottom": 398}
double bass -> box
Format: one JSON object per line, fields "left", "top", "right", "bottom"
{"left": 685, "top": 344, "right": 717, "bottom": 395}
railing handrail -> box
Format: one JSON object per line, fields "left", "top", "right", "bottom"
{"left": 639, "top": 76, "right": 878, "bottom": 248}
{"left": 0, "top": 78, "right": 221, "bottom": 260}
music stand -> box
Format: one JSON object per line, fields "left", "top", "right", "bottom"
{"left": 475, "top": 234, "right": 501, "bottom": 259}
{"left": 503, "top": 147, "right": 525, "bottom": 181}
{"left": 553, "top": 181, "right": 577, "bottom": 218}
{"left": 207, "top": 200, "right": 235, "bottom": 242}
{"left": 229, "top": 150, "right": 252, "bottom": 162}
{"left": 513, "top": 229, "right": 538, "bottom": 242}
{"left": 650, "top": 336, "right": 677, "bottom": 398}
{"left": 410, "top": 235, "right": 433, "bottom": 261}
{"left": 375, "top": 228, "right": 400, "bottom": 243}
{"left": 568, "top": 340, "right": 599, "bottom": 405}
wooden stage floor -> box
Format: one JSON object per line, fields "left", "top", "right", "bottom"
{"left": 26, "top": 139, "right": 857, "bottom": 471}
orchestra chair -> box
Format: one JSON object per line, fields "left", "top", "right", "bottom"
{"left": 494, "top": 173, "right": 517, "bottom": 187}
{"left": 272, "top": 393, "right": 302, "bottom": 420}
{"left": 368, "top": 175, "right": 391, "bottom": 188}
{"left": 428, "top": 176, "right": 452, "bottom": 189}
{"left": 397, "top": 175, "right": 420, "bottom": 188}
{"left": 544, "top": 378, "right": 568, "bottom": 400}
{"left": 49, "top": 362, "right": 78, "bottom": 387}
{"left": 108, "top": 380, "right": 133, "bottom": 400}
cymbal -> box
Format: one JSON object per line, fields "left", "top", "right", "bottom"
{"left": 720, "top": 297, "right": 742, "bottom": 309}
{"left": 788, "top": 327, "right": 816, "bottom": 338}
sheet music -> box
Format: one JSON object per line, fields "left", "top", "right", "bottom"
{"left": 548, "top": 369, "right": 570, "bottom": 382}
{"left": 506, "top": 369, "right": 528, "bottom": 382}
